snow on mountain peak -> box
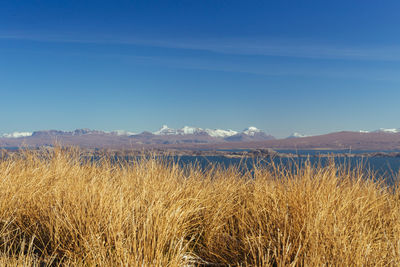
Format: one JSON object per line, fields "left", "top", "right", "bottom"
{"left": 205, "top": 128, "right": 238, "bottom": 138}
{"left": 180, "top": 126, "right": 203, "bottom": 135}
{"left": 112, "top": 130, "right": 137, "bottom": 136}
{"left": 287, "top": 132, "right": 308, "bottom": 139}
{"left": 152, "top": 125, "right": 269, "bottom": 138}
{"left": 374, "top": 128, "right": 400, "bottom": 133}
{"left": 153, "top": 125, "right": 246, "bottom": 137}
{"left": 243, "top": 126, "right": 261, "bottom": 136}
{"left": 154, "top": 125, "right": 176, "bottom": 135}
{"left": 2, "top": 132, "right": 33, "bottom": 138}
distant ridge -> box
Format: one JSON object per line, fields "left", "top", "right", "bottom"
{"left": 0, "top": 125, "right": 275, "bottom": 148}
{"left": 2, "top": 127, "right": 400, "bottom": 150}
{"left": 373, "top": 128, "right": 400, "bottom": 133}
{"left": 287, "top": 132, "right": 308, "bottom": 139}
{"left": 209, "top": 130, "right": 400, "bottom": 151}
{"left": 153, "top": 125, "right": 240, "bottom": 138}
{"left": 1, "top": 132, "right": 33, "bottom": 138}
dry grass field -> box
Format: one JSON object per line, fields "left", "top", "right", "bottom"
{"left": 0, "top": 147, "right": 400, "bottom": 266}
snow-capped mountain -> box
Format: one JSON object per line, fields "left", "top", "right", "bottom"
{"left": 0, "top": 126, "right": 275, "bottom": 148}
{"left": 153, "top": 125, "right": 239, "bottom": 138}
{"left": 30, "top": 129, "right": 106, "bottom": 137}
{"left": 373, "top": 128, "right": 400, "bottom": 133}
{"left": 3, "top": 126, "right": 400, "bottom": 150}
{"left": 153, "top": 125, "right": 207, "bottom": 135}
{"left": 357, "top": 129, "right": 400, "bottom": 134}
{"left": 225, "top": 127, "right": 275, "bottom": 142}
{"left": 243, "top": 126, "right": 262, "bottom": 136}
{"left": 153, "top": 125, "right": 178, "bottom": 135}
{"left": 2, "top": 126, "right": 273, "bottom": 141}
{"left": 111, "top": 130, "right": 137, "bottom": 136}
{"left": 179, "top": 126, "right": 204, "bottom": 135}
{"left": 205, "top": 129, "right": 238, "bottom": 138}
{"left": 1, "top": 132, "right": 33, "bottom": 138}
{"left": 153, "top": 125, "right": 269, "bottom": 138}
{"left": 287, "top": 132, "right": 308, "bottom": 139}
{"left": 72, "top": 129, "right": 105, "bottom": 135}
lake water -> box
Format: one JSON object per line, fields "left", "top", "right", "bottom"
{"left": 174, "top": 150, "right": 400, "bottom": 185}
{"left": 3, "top": 148, "right": 400, "bottom": 184}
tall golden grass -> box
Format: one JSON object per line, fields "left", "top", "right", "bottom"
{"left": 0, "top": 147, "right": 400, "bottom": 266}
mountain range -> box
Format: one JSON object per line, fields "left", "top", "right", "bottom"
{"left": 1, "top": 126, "right": 400, "bottom": 150}
{"left": 0, "top": 125, "right": 275, "bottom": 148}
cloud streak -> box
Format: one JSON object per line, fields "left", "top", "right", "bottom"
{"left": 1, "top": 32, "right": 400, "bottom": 62}
{"left": 2, "top": 32, "right": 399, "bottom": 82}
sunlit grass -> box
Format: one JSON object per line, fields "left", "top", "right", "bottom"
{"left": 0, "top": 147, "right": 399, "bottom": 266}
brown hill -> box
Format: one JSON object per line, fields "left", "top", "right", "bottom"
{"left": 205, "top": 131, "right": 400, "bottom": 151}
{"left": 1, "top": 130, "right": 400, "bottom": 151}
{"left": 0, "top": 128, "right": 273, "bottom": 149}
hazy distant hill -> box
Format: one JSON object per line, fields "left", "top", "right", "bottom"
{"left": 0, "top": 126, "right": 275, "bottom": 148}
{"left": 2, "top": 127, "right": 400, "bottom": 150}
{"left": 208, "top": 131, "right": 400, "bottom": 151}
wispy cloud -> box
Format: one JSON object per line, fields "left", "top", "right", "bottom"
{"left": 142, "top": 38, "right": 400, "bottom": 62}
{"left": 1, "top": 32, "right": 400, "bottom": 62}
{"left": 2, "top": 32, "right": 399, "bottom": 82}
{"left": 126, "top": 54, "right": 400, "bottom": 82}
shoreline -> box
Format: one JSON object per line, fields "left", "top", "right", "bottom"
{"left": 92, "top": 148, "right": 400, "bottom": 159}
{"left": 3, "top": 147, "right": 400, "bottom": 159}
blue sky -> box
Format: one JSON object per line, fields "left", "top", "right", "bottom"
{"left": 1, "top": 1, "right": 400, "bottom": 138}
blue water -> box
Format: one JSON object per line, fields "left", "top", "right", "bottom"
{"left": 3, "top": 148, "right": 400, "bottom": 184}
{"left": 174, "top": 152, "right": 400, "bottom": 185}
{"left": 276, "top": 149, "right": 400, "bottom": 155}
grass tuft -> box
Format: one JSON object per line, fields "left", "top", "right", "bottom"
{"left": 0, "top": 147, "right": 399, "bottom": 266}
